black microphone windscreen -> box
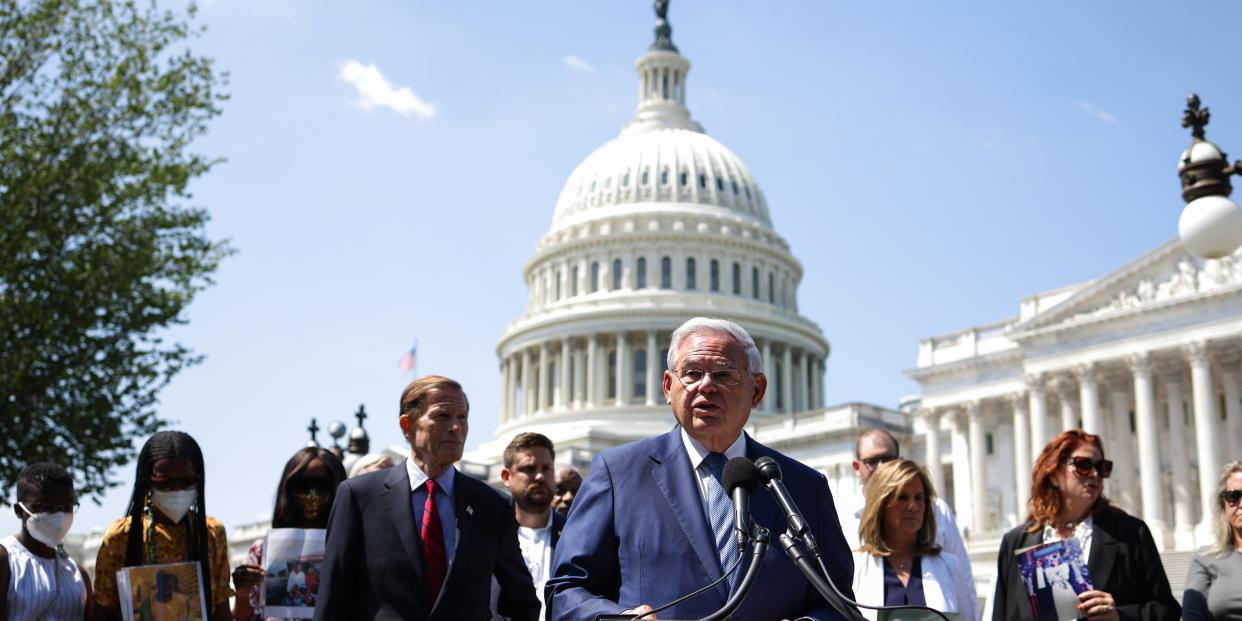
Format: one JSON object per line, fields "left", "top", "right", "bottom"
{"left": 754, "top": 456, "right": 782, "bottom": 484}
{"left": 722, "top": 457, "right": 759, "bottom": 494}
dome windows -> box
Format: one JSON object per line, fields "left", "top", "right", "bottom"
{"left": 732, "top": 262, "right": 741, "bottom": 295}
{"left": 686, "top": 258, "right": 696, "bottom": 290}
{"left": 679, "top": 171, "right": 688, "bottom": 186}
{"left": 612, "top": 259, "right": 622, "bottom": 290}
{"left": 731, "top": 181, "right": 739, "bottom": 195}
{"left": 710, "top": 259, "right": 720, "bottom": 292}
{"left": 636, "top": 257, "right": 647, "bottom": 289}
{"left": 571, "top": 265, "right": 579, "bottom": 296}
{"left": 698, "top": 174, "right": 707, "bottom": 189}
{"left": 590, "top": 262, "right": 600, "bottom": 293}
{"left": 623, "top": 171, "right": 631, "bottom": 187}
{"left": 715, "top": 178, "right": 724, "bottom": 192}
{"left": 641, "top": 169, "right": 649, "bottom": 185}
{"left": 751, "top": 267, "right": 760, "bottom": 299}
{"left": 660, "top": 256, "right": 672, "bottom": 289}
{"left": 661, "top": 168, "right": 669, "bottom": 185}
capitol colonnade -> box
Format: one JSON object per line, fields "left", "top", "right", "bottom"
{"left": 908, "top": 236, "right": 1242, "bottom": 555}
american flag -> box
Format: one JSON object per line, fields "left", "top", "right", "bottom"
{"left": 398, "top": 342, "right": 418, "bottom": 374}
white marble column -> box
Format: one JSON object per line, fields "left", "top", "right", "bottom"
{"left": 966, "top": 401, "right": 989, "bottom": 533}
{"left": 761, "top": 340, "right": 774, "bottom": 413}
{"left": 1221, "top": 359, "right": 1242, "bottom": 461}
{"left": 538, "top": 342, "right": 551, "bottom": 414}
{"left": 646, "top": 330, "right": 659, "bottom": 406}
{"left": 573, "top": 347, "right": 586, "bottom": 409}
{"left": 521, "top": 349, "right": 534, "bottom": 418}
{"left": 1055, "top": 378, "right": 1078, "bottom": 431}
{"left": 782, "top": 346, "right": 794, "bottom": 414}
{"left": 1163, "top": 369, "right": 1195, "bottom": 549}
{"left": 1077, "top": 364, "right": 1102, "bottom": 435}
{"left": 557, "top": 338, "right": 571, "bottom": 410}
{"left": 1107, "top": 378, "right": 1137, "bottom": 514}
{"left": 586, "top": 335, "right": 598, "bottom": 408}
{"left": 1027, "top": 373, "right": 1049, "bottom": 458}
{"left": 616, "top": 333, "right": 630, "bottom": 407}
{"left": 800, "top": 351, "right": 811, "bottom": 412}
{"left": 923, "top": 409, "right": 945, "bottom": 498}
{"left": 500, "top": 357, "right": 511, "bottom": 423}
{"left": 948, "top": 408, "right": 973, "bottom": 535}
{"left": 1009, "top": 392, "right": 1031, "bottom": 516}
{"left": 1186, "top": 341, "right": 1222, "bottom": 544}
{"left": 1128, "top": 352, "right": 1167, "bottom": 548}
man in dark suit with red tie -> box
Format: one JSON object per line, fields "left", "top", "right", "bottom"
{"left": 314, "top": 375, "right": 540, "bottom": 621}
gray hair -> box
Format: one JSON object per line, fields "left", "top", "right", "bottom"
{"left": 1209, "top": 460, "right": 1242, "bottom": 556}
{"left": 666, "top": 317, "right": 763, "bottom": 374}
{"left": 348, "top": 453, "right": 395, "bottom": 478}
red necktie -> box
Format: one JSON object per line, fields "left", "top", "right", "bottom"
{"left": 420, "top": 478, "right": 448, "bottom": 601}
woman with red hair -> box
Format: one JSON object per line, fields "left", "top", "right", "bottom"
{"left": 991, "top": 430, "right": 1179, "bottom": 620}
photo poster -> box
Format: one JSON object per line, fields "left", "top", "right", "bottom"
{"left": 262, "top": 528, "right": 327, "bottom": 619}
{"left": 115, "top": 561, "right": 208, "bottom": 621}
{"left": 1016, "top": 538, "right": 1094, "bottom": 621}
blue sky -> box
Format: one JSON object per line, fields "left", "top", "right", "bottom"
{"left": 8, "top": 1, "right": 1242, "bottom": 538}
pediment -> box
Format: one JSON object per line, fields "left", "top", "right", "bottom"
{"left": 1010, "top": 237, "right": 1242, "bottom": 338}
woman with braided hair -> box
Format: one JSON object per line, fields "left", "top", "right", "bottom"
{"left": 92, "top": 431, "right": 233, "bottom": 621}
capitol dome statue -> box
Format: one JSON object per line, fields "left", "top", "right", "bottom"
{"left": 469, "top": 3, "right": 830, "bottom": 469}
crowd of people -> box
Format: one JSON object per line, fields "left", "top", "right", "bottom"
{"left": 3, "top": 316, "right": 1242, "bottom": 620}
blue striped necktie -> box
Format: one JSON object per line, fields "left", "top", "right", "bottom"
{"left": 702, "top": 452, "right": 740, "bottom": 590}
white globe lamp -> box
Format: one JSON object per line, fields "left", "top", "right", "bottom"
{"left": 1178, "top": 93, "right": 1242, "bottom": 259}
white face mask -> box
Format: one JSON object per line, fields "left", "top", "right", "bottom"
{"left": 18, "top": 502, "right": 74, "bottom": 547}
{"left": 151, "top": 488, "right": 197, "bottom": 523}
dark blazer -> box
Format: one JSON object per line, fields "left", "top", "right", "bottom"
{"left": 545, "top": 427, "right": 856, "bottom": 621}
{"left": 313, "top": 462, "right": 540, "bottom": 621}
{"left": 992, "top": 507, "right": 1180, "bottom": 621}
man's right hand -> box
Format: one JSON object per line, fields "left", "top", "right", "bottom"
{"left": 623, "top": 604, "right": 656, "bottom": 619}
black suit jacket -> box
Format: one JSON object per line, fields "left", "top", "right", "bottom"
{"left": 992, "top": 507, "right": 1180, "bottom": 621}
{"left": 313, "top": 462, "right": 540, "bottom": 621}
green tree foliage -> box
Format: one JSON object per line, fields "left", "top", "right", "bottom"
{"left": 0, "top": 0, "right": 230, "bottom": 504}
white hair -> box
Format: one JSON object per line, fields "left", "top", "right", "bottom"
{"left": 666, "top": 317, "right": 763, "bottom": 374}
{"left": 555, "top": 462, "right": 581, "bottom": 479}
{"left": 348, "top": 452, "right": 394, "bottom": 478}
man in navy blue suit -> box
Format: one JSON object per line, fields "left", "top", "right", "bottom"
{"left": 546, "top": 317, "right": 856, "bottom": 621}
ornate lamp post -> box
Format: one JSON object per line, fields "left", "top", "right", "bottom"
{"left": 1178, "top": 93, "right": 1242, "bottom": 259}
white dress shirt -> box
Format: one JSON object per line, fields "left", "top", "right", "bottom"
{"left": 679, "top": 428, "right": 747, "bottom": 516}
{"left": 406, "top": 458, "right": 458, "bottom": 564}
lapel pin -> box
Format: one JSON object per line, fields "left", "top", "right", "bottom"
{"left": 466, "top": 505, "right": 474, "bottom": 516}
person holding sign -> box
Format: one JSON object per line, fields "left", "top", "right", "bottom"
{"left": 230, "top": 448, "right": 346, "bottom": 621}
{"left": 992, "top": 430, "right": 1179, "bottom": 620}
{"left": 849, "top": 459, "right": 974, "bottom": 620}
{"left": 92, "top": 431, "right": 233, "bottom": 621}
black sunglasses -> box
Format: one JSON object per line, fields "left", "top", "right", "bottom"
{"left": 1063, "top": 457, "right": 1113, "bottom": 478}
{"left": 861, "top": 454, "right": 898, "bottom": 468}
{"left": 1221, "top": 490, "right": 1242, "bottom": 506}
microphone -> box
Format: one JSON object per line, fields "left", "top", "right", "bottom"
{"left": 722, "top": 457, "right": 758, "bottom": 553}
{"left": 753, "top": 456, "right": 818, "bottom": 558}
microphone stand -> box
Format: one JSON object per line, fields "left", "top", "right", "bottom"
{"left": 699, "top": 524, "right": 770, "bottom": 621}
{"left": 776, "top": 533, "right": 868, "bottom": 621}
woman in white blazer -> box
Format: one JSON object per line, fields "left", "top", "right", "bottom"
{"left": 850, "top": 459, "right": 977, "bottom": 620}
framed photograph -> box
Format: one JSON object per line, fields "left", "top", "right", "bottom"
{"left": 1015, "top": 538, "right": 1094, "bottom": 621}
{"left": 116, "top": 561, "right": 207, "bottom": 621}
{"left": 262, "top": 528, "right": 326, "bottom": 619}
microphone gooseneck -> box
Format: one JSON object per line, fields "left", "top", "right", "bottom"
{"left": 722, "top": 457, "right": 759, "bottom": 552}
{"left": 699, "top": 524, "right": 770, "bottom": 621}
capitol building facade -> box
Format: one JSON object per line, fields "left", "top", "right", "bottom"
{"left": 464, "top": 11, "right": 862, "bottom": 481}
{"left": 460, "top": 5, "right": 1242, "bottom": 604}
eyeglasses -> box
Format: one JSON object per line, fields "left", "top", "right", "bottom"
{"left": 1221, "top": 490, "right": 1242, "bottom": 507}
{"left": 1063, "top": 457, "right": 1113, "bottom": 478}
{"left": 672, "top": 368, "right": 748, "bottom": 388}
{"left": 861, "top": 455, "right": 898, "bottom": 468}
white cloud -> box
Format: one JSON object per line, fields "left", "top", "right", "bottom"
{"left": 563, "top": 55, "right": 597, "bottom": 73}
{"left": 1077, "top": 100, "right": 1119, "bottom": 125}
{"left": 337, "top": 60, "right": 435, "bottom": 119}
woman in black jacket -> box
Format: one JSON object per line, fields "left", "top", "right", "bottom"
{"left": 992, "top": 430, "right": 1179, "bottom": 621}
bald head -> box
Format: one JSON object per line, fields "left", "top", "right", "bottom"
{"left": 852, "top": 429, "right": 900, "bottom": 485}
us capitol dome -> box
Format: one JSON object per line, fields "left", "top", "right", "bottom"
{"left": 466, "top": 4, "right": 831, "bottom": 470}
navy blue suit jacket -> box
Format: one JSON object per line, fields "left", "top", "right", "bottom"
{"left": 313, "top": 462, "right": 540, "bottom": 621}
{"left": 545, "top": 428, "right": 856, "bottom": 621}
